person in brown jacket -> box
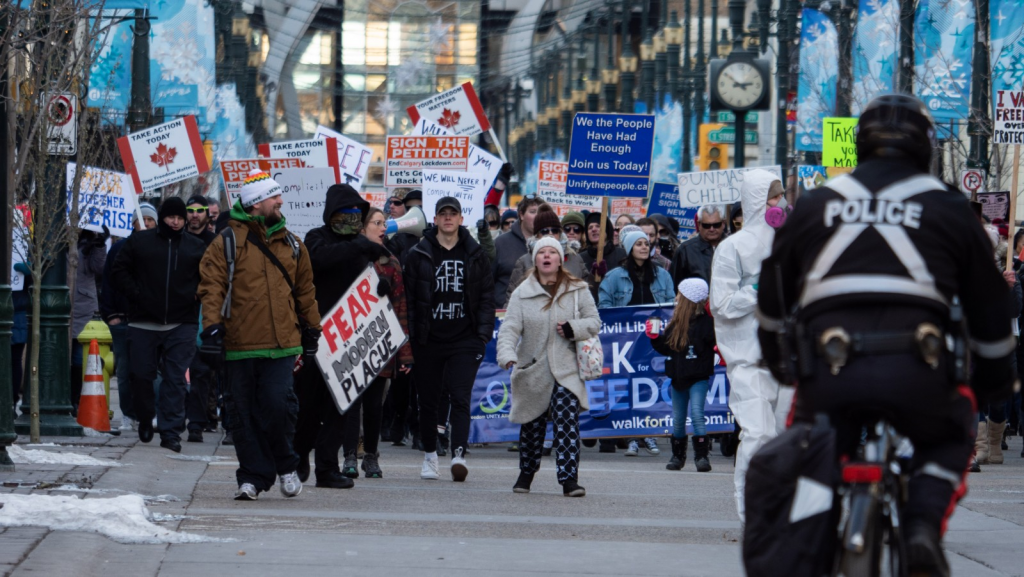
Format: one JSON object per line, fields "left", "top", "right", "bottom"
{"left": 198, "top": 169, "right": 321, "bottom": 501}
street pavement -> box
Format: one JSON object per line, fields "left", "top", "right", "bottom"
{"left": 3, "top": 405, "right": 1024, "bottom": 575}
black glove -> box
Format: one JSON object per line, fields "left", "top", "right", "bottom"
{"left": 499, "top": 162, "right": 514, "bottom": 181}
{"left": 476, "top": 219, "right": 488, "bottom": 233}
{"left": 377, "top": 277, "right": 392, "bottom": 297}
{"left": 302, "top": 326, "right": 321, "bottom": 357}
{"left": 559, "top": 321, "right": 575, "bottom": 340}
{"left": 353, "top": 235, "right": 390, "bottom": 261}
{"left": 199, "top": 323, "right": 226, "bottom": 368}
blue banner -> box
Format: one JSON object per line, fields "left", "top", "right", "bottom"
{"left": 914, "top": 0, "right": 974, "bottom": 123}
{"left": 650, "top": 101, "right": 682, "bottom": 185}
{"left": 852, "top": 0, "right": 899, "bottom": 115}
{"left": 88, "top": 18, "right": 133, "bottom": 126}
{"left": 150, "top": 0, "right": 214, "bottom": 124}
{"left": 647, "top": 182, "right": 697, "bottom": 241}
{"left": 469, "top": 305, "right": 736, "bottom": 444}
{"left": 796, "top": 8, "right": 839, "bottom": 151}
{"left": 990, "top": 0, "right": 1024, "bottom": 108}
{"left": 566, "top": 113, "right": 655, "bottom": 198}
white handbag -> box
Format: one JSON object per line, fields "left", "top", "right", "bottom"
{"left": 573, "top": 290, "right": 604, "bottom": 381}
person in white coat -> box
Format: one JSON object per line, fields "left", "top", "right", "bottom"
{"left": 709, "top": 168, "right": 794, "bottom": 521}
{"left": 497, "top": 237, "right": 601, "bottom": 498}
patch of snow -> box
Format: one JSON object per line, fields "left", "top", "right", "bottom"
{"left": 49, "top": 485, "right": 115, "bottom": 494}
{"left": 166, "top": 455, "right": 227, "bottom": 462}
{"left": 151, "top": 512, "right": 186, "bottom": 522}
{"left": 26, "top": 443, "right": 59, "bottom": 447}
{"left": 8, "top": 445, "right": 121, "bottom": 467}
{"left": 0, "top": 494, "right": 228, "bottom": 544}
{"left": 141, "top": 494, "right": 182, "bottom": 504}
{"left": 82, "top": 427, "right": 116, "bottom": 437}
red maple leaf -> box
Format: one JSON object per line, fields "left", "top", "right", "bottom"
{"left": 438, "top": 108, "right": 461, "bottom": 129}
{"left": 149, "top": 142, "right": 178, "bottom": 172}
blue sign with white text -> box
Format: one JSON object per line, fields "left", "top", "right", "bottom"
{"left": 647, "top": 182, "right": 698, "bottom": 241}
{"left": 566, "top": 113, "right": 656, "bottom": 198}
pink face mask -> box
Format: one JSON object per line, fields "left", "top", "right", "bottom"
{"left": 765, "top": 196, "right": 789, "bottom": 229}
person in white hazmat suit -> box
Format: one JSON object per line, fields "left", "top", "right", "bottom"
{"left": 709, "top": 168, "right": 794, "bottom": 521}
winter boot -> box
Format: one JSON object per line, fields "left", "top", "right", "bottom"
{"left": 513, "top": 471, "right": 534, "bottom": 494}
{"left": 988, "top": 419, "right": 1006, "bottom": 464}
{"left": 975, "top": 420, "right": 990, "bottom": 464}
{"left": 666, "top": 437, "right": 687, "bottom": 471}
{"left": 693, "top": 436, "right": 712, "bottom": 472}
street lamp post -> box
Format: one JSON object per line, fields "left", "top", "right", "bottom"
{"left": 654, "top": 32, "right": 667, "bottom": 109}
{"left": 639, "top": 0, "right": 655, "bottom": 112}
{"left": 547, "top": 54, "right": 561, "bottom": 154}
{"left": 588, "top": 19, "right": 603, "bottom": 112}
{"left": 694, "top": 0, "right": 706, "bottom": 129}
{"left": 665, "top": 11, "right": 682, "bottom": 104}
{"left": 620, "top": 1, "right": 638, "bottom": 113}
{"left": 682, "top": 0, "right": 694, "bottom": 172}
{"left": 561, "top": 43, "right": 576, "bottom": 154}
{"left": 603, "top": 4, "right": 620, "bottom": 112}
{"left": 775, "top": 0, "right": 795, "bottom": 168}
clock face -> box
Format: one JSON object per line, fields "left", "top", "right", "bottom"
{"left": 716, "top": 61, "right": 766, "bottom": 109}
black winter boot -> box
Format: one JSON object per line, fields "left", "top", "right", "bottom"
{"left": 693, "top": 436, "right": 712, "bottom": 472}
{"left": 513, "top": 471, "right": 534, "bottom": 494}
{"left": 666, "top": 437, "right": 687, "bottom": 470}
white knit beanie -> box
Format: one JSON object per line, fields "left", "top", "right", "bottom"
{"left": 532, "top": 236, "right": 564, "bottom": 261}
{"left": 678, "top": 278, "right": 709, "bottom": 303}
{"left": 239, "top": 168, "right": 282, "bottom": 208}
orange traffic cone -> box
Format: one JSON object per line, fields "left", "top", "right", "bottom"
{"left": 77, "top": 339, "right": 112, "bottom": 433}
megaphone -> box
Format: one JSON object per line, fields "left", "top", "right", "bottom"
{"left": 385, "top": 205, "right": 427, "bottom": 238}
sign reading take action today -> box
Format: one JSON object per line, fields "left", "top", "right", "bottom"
{"left": 117, "top": 115, "right": 210, "bottom": 193}
{"left": 406, "top": 82, "right": 491, "bottom": 137}
{"left": 258, "top": 138, "right": 341, "bottom": 183}
{"left": 316, "top": 266, "right": 408, "bottom": 415}
{"left": 677, "top": 166, "right": 782, "bottom": 208}
{"left": 994, "top": 90, "right": 1024, "bottom": 144}
{"left": 822, "top": 117, "right": 858, "bottom": 167}
{"left": 384, "top": 136, "right": 470, "bottom": 187}
{"left": 220, "top": 158, "right": 306, "bottom": 203}
{"left": 313, "top": 125, "right": 374, "bottom": 189}
{"left": 566, "top": 113, "right": 656, "bottom": 198}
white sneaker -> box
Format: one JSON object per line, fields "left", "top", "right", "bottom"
{"left": 421, "top": 455, "right": 440, "bottom": 480}
{"left": 234, "top": 483, "right": 258, "bottom": 500}
{"left": 624, "top": 440, "right": 640, "bottom": 457}
{"left": 450, "top": 448, "right": 468, "bottom": 482}
{"left": 643, "top": 438, "right": 661, "bottom": 455}
{"left": 119, "top": 417, "right": 135, "bottom": 432}
{"left": 279, "top": 471, "right": 302, "bottom": 497}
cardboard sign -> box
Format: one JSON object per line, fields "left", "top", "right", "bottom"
{"left": 258, "top": 138, "right": 341, "bottom": 183}
{"left": 220, "top": 158, "right": 307, "bottom": 203}
{"left": 315, "top": 266, "right": 408, "bottom": 414}
{"left": 384, "top": 136, "right": 471, "bottom": 187}
{"left": 676, "top": 166, "right": 783, "bottom": 208}
{"left": 67, "top": 163, "right": 138, "bottom": 238}
{"left": 994, "top": 90, "right": 1024, "bottom": 144}
{"left": 822, "top": 117, "right": 858, "bottom": 167}
{"left": 313, "top": 125, "right": 373, "bottom": 190}
{"left": 611, "top": 198, "right": 646, "bottom": 219}
{"left": 796, "top": 165, "right": 854, "bottom": 196}
{"left": 410, "top": 118, "right": 502, "bottom": 189}
{"left": 647, "top": 182, "right": 698, "bottom": 241}
{"left": 117, "top": 115, "right": 210, "bottom": 193}
{"left": 566, "top": 113, "right": 656, "bottom": 198}
{"left": 406, "top": 82, "right": 491, "bottom": 137}
{"left": 273, "top": 167, "right": 336, "bottom": 240}
{"left": 420, "top": 170, "right": 490, "bottom": 225}
{"left": 362, "top": 190, "right": 389, "bottom": 210}
{"left": 977, "top": 191, "right": 1010, "bottom": 223}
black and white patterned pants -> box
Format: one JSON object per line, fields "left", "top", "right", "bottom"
{"left": 519, "top": 384, "right": 581, "bottom": 483}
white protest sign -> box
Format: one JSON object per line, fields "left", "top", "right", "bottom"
{"left": 421, "top": 170, "right": 490, "bottom": 224}
{"left": 117, "top": 115, "right": 210, "bottom": 193}
{"left": 314, "top": 125, "right": 373, "bottom": 190}
{"left": 258, "top": 138, "right": 341, "bottom": 183}
{"left": 406, "top": 82, "right": 491, "bottom": 137}
{"left": 385, "top": 136, "right": 471, "bottom": 187}
{"left": 220, "top": 158, "right": 307, "bottom": 204}
{"left": 316, "top": 266, "right": 408, "bottom": 414}
{"left": 994, "top": 90, "right": 1024, "bottom": 144}
{"left": 410, "top": 118, "right": 502, "bottom": 189}
{"left": 537, "top": 160, "right": 602, "bottom": 216}
{"left": 273, "top": 167, "right": 337, "bottom": 240}
{"left": 67, "top": 163, "right": 138, "bottom": 238}
{"left": 676, "top": 166, "right": 783, "bottom": 208}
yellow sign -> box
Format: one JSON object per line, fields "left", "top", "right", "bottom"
{"left": 822, "top": 117, "right": 859, "bottom": 167}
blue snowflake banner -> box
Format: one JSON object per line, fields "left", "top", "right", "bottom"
{"left": 650, "top": 100, "right": 682, "bottom": 185}
{"left": 210, "top": 83, "right": 255, "bottom": 168}
{"left": 87, "top": 18, "right": 133, "bottom": 126}
{"left": 913, "top": 0, "right": 974, "bottom": 123}
{"left": 796, "top": 8, "right": 838, "bottom": 152}
{"left": 852, "top": 0, "right": 899, "bottom": 115}
{"left": 150, "top": 0, "right": 215, "bottom": 125}
{"left": 991, "top": 0, "right": 1024, "bottom": 104}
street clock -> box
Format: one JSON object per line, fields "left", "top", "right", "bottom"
{"left": 709, "top": 55, "right": 771, "bottom": 112}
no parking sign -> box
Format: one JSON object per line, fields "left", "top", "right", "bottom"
{"left": 45, "top": 92, "right": 77, "bottom": 155}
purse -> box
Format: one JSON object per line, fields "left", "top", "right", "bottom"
{"left": 573, "top": 290, "right": 604, "bottom": 381}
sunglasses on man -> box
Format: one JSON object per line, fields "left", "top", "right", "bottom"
{"left": 186, "top": 207, "right": 208, "bottom": 214}
{"left": 538, "top": 227, "right": 562, "bottom": 236}
{"left": 503, "top": 219, "right": 516, "bottom": 227}
{"left": 564, "top": 225, "right": 583, "bottom": 234}
{"left": 389, "top": 199, "right": 404, "bottom": 206}
{"left": 700, "top": 222, "right": 724, "bottom": 230}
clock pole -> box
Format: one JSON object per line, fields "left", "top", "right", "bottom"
{"left": 728, "top": 0, "right": 747, "bottom": 167}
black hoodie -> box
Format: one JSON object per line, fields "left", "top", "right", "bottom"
{"left": 304, "top": 184, "right": 388, "bottom": 316}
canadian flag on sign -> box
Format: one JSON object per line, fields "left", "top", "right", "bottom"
{"left": 406, "top": 82, "right": 491, "bottom": 137}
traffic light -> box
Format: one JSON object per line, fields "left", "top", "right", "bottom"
{"left": 697, "top": 123, "right": 729, "bottom": 171}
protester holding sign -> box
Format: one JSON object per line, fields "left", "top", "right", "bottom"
{"left": 497, "top": 237, "right": 600, "bottom": 497}
{"left": 404, "top": 196, "right": 495, "bottom": 482}
{"left": 505, "top": 205, "right": 590, "bottom": 302}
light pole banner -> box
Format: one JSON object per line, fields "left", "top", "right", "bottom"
{"left": 851, "top": 0, "right": 899, "bottom": 115}
{"left": 406, "top": 82, "right": 491, "bottom": 137}
{"left": 796, "top": 8, "right": 838, "bottom": 152}
{"left": 913, "top": 0, "right": 975, "bottom": 124}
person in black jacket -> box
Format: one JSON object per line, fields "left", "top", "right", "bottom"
{"left": 110, "top": 197, "right": 207, "bottom": 452}
{"left": 293, "top": 183, "right": 390, "bottom": 489}
{"left": 404, "top": 196, "right": 495, "bottom": 482}
{"left": 648, "top": 278, "right": 715, "bottom": 472}
{"left": 670, "top": 204, "right": 725, "bottom": 286}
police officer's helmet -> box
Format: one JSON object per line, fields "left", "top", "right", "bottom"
{"left": 856, "top": 94, "right": 936, "bottom": 171}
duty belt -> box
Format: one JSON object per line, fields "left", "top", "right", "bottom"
{"left": 816, "top": 323, "right": 945, "bottom": 375}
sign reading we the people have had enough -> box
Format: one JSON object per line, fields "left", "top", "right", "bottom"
{"left": 384, "top": 136, "right": 471, "bottom": 187}
{"left": 566, "top": 113, "right": 656, "bottom": 198}
{"left": 316, "top": 266, "right": 408, "bottom": 415}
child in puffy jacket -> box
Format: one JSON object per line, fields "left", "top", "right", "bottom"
{"left": 647, "top": 278, "right": 716, "bottom": 472}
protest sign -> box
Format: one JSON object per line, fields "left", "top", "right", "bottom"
{"left": 822, "top": 117, "right": 858, "bottom": 167}
{"left": 384, "top": 136, "right": 470, "bottom": 187}
{"left": 117, "top": 115, "right": 210, "bottom": 193}
{"left": 420, "top": 170, "right": 490, "bottom": 224}
{"left": 406, "top": 82, "right": 491, "bottom": 137}
{"left": 469, "top": 305, "right": 735, "bottom": 444}
{"left": 611, "top": 198, "right": 646, "bottom": 220}
{"left": 796, "top": 165, "right": 854, "bottom": 196}
{"left": 315, "top": 266, "right": 408, "bottom": 414}
{"left": 647, "top": 182, "right": 697, "bottom": 241}
{"left": 676, "top": 166, "right": 783, "bottom": 208}
{"left": 220, "top": 158, "right": 306, "bottom": 203}
{"left": 258, "top": 138, "right": 341, "bottom": 183}
{"left": 67, "top": 163, "right": 138, "bottom": 238}
{"left": 536, "top": 160, "right": 602, "bottom": 216}
{"left": 270, "top": 167, "right": 336, "bottom": 240}
{"left": 410, "top": 118, "right": 502, "bottom": 189}
{"left": 994, "top": 90, "right": 1024, "bottom": 144}
{"left": 977, "top": 191, "right": 1011, "bottom": 223}
{"left": 313, "top": 125, "right": 373, "bottom": 189}
{"left": 566, "top": 113, "right": 656, "bottom": 198}
{"left": 362, "top": 190, "right": 389, "bottom": 210}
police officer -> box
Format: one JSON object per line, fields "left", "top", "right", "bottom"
{"left": 756, "top": 94, "right": 1016, "bottom": 576}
